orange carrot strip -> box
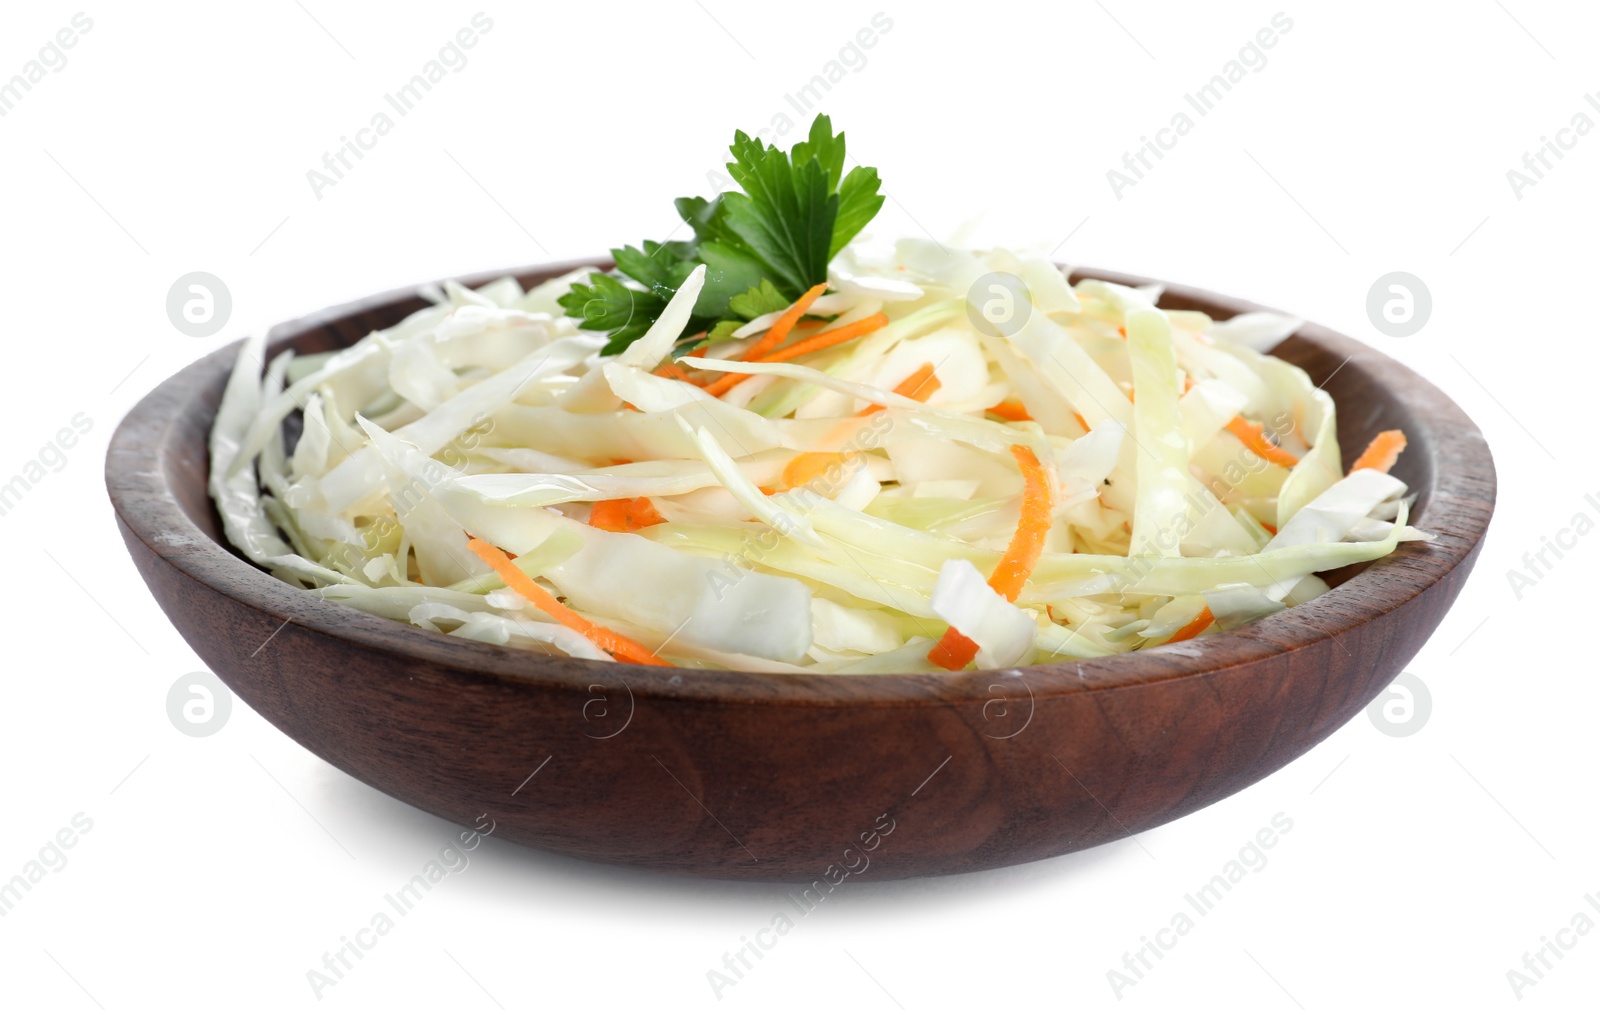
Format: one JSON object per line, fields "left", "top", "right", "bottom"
{"left": 657, "top": 345, "right": 710, "bottom": 386}
{"left": 701, "top": 313, "right": 890, "bottom": 398}
{"left": 466, "top": 538, "right": 672, "bottom": 666}
{"left": 778, "top": 452, "right": 848, "bottom": 491}
{"left": 1072, "top": 411, "right": 1089, "bottom": 432}
{"left": 643, "top": 341, "right": 707, "bottom": 382}
{"left": 699, "top": 372, "right": 751, "bottom": 399}
{"left": 902, "top": 362, "right": 941, "bottom": 395}
{"left": 927, "top": 626, "right": 981, "bottom": 671}
{"left": 758, "top": 312, "right": 888, "bottom": 364}
{"left": 589, "top": 497, "right": 665, "bottom": 533}
{"left": 1349, "top": 429, "right": 1407, "bottom": 474}
{"left": 986, "top": 399, "right": 1032, "bottom": 422}
{"left": 740, "top": 282, "right": 829, "bottom": 361}
{"left": 1167, "top": 606, "right": 1214, "bottom": 643}
{"left": 627, "top": 497, "right": 665, "bottom": 528}
{"left": 928, "top": 445, "right": 1053, "bottom": 671}
{"left": 857, "top": 363, "right": 940, "bottom": 416}
{"left": 988, "top": 445, "right": 1054, "bottom": 601}
{"left": 1226, "top": 417, "right": 1299, "bottom": 468}
{"left": 589, "top": 499, "right": 628, "bottom": 530}
{"left": 1260, "top": 522, "right": 1278, "bottom": 535}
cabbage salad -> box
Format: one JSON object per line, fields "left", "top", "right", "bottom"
{"left": 209, "top": 118, "right": 1428, "bottom": 673}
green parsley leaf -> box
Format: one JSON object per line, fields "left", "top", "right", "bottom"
{"left": 728, "top": 279, "right": 792, "bottom": 320}
{"left": 790, "top": 114, "right": 847, "bottom": 192}
{"left": 715, "top": 129, "right": 835, "bottom": 297}
{"left": 610, "top": 241, "right": 699, "bottom": 299}
{"left": 556, "top": 274, "right": 670, "bottom": 355}
{"left": 705, "top": 319, "right": 745, "bottom": 343}
{"left": 563, "top": 115, "right": 884, "bottom": 355}
{"left": 689, "top": 236, "right": 769, "bottom": 319}
{"left": 702, "top": 278, "right": 797, "bottom": 344}
{"left": 832, "top": 164, "right": 884, "bottom": 258}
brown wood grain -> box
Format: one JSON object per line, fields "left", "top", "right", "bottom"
{"left": 105, "top": 261, "right": 1495, "bottom": 880}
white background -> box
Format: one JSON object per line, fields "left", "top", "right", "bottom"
{"left": 1, "top": 1, "right": 1595, "bottom": 1007}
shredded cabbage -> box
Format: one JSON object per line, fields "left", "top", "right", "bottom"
{"left": 209, "top": 241, "right": 1430, "bottom": 671}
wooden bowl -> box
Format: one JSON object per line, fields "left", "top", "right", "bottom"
{"left": 106, "top": 261, "right": 1494, "bottom": 881}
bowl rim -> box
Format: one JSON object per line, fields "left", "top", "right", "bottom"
{"left": 107, "top": 260, "right": 1496, "bottom": 706}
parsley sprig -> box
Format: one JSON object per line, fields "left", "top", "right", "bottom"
{"left": 558, "top": 115, "right": 884, "bottom": 355}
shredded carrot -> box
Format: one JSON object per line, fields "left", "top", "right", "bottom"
{"left": 927, "top": 630, "right": 978, "bottom": 672}
{"left": 1072, "top": 411, "right": 1089, "bottom": 431}
{"left": 589, "top": 501, "right": 628, "bottom": 529}
{"left": 741, "top": 282, "right": 828, "bottom": 361}
{"left": 989, "top": 446, "right": 1054, "bottom": 599}
{"left": 465, "top": 537, "right": 673, "bottom": 666}
{"left": 928, "top": 444, "right": 1053, "bottom": 671}
{"left": 759, "top": 312, "right": 888, "bottom": 364}
{"left": 1168, "top": 606, "right": 1214, "bottom": 643}
{"left": 701, "top": 312, "right": 890, "bottom": 398}
{"left": 698, "top": 372, "right": 749, "bottom": 399}
{"left": 901, "top": 362, "right": 942, "bottom": 396}
{"left": 1226, "top": 417, "right": 1299, "bottom": 468}
{"left": 651, "top": 345, "right": 711, "bottom": 385}
{"left": 1260, "top": 522, "right": 1277, "bottom": 535}
{"left": 858, "top": 363, "right": 940, "bottom": 416}
{"left": 589, "top": 497, "right": 665, "bottom": 533}
{"left": 986, "top": 399, "right": 1032, "bottom": 422}
{"left": 1350, "top": 429, "right": 1407, "bottom": 474}
{"left": 777, "top": 454, "right": 851, "bottom": 492}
